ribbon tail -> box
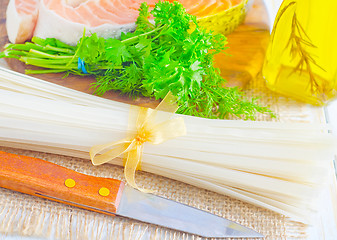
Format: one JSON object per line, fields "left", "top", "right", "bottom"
{"left": 90, "top": 138, "right": 133, "bottom": 166}
{"left": 150, "top": 117, "right": 186, "bottom": 144}
{"left": 124, "top": 143, "right": 152, "bottom": 193}
{"left": 156, "top": 91, "right": 179, "bottom": 113}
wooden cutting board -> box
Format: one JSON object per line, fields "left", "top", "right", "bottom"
{"left": 0, "top": 0, "right": 270, "bottom": 108}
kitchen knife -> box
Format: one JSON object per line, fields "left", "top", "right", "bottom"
{"left": 0, "top": 151, "right": 263, "bottom": 238}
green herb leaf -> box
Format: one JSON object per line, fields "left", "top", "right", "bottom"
{"left": 0, "top": 0, "right": 274, "bottom": 120}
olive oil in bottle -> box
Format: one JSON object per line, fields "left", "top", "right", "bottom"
{"left": 262, "top": 0, "right": 337, "bottom": 105}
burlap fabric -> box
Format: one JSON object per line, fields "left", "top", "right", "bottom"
{"left": 0, "top": 71, "right": 321, "bottom": 240}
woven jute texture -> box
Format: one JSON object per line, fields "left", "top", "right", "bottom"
{"left": 0, "top": 72, "right": 321, "bottom": 240}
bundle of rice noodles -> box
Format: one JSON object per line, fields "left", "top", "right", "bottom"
{"left": 0, "top": 66, "right": 336, "bottom": 224}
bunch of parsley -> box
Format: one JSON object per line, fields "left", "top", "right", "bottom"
{"left": 1, "top": 1, "right": 274, "bottom": 120}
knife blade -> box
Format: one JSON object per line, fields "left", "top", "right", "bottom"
{"left": 0, "top": 151, "right": 263, "bottom": 238}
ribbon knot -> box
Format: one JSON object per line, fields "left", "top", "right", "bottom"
{"left": 135, "top": 134, "right": 148, "bottom": 144}
{"left": 89, "top": 92, "right": 186, "bottom": 192}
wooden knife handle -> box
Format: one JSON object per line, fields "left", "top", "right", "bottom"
{"left": 0, "top": 151, "right": 125, "bottom": 215}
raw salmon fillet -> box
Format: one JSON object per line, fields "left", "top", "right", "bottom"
{"left": 6, "top": 0, "right": 243, "bottom": 45}
{"left": 6, "top": 0, "right": 39, "bottom": 43}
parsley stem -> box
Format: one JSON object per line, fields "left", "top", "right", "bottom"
{"left": 145, "top": 21, "right": 155, "bottom": 30}
{"left": 4, "top": 43, "right": 43, "bottom": 51}
{"left": 20, "top": 57, "right": 77, "bottom": 69}
{"left": 27, "top": 64, "right": 77, "bottom": 69}
{"left": 25, "top": 69, "right": 67, "bottom": 74}
{"left": 121, "top": 25, "right": 165, "bottom": 45}
{"left": 43, "top": 45, "right": 75, "bottom": 54}
{"left": 20, "top": 57, "right": 77, "bottom": 65}
{"left": 151, "top": 26, "right": 168, "bottom": 42}
{"left": 66, "top": 30, "right": 86, "bottom": 67}
{"left": 2, "top": 50, "right": 27, "bottom": 58}
{"left": 28, "top": 49, "right": 74, "bottom": 59}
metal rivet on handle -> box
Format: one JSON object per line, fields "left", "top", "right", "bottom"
{"left": 65, "top": 178, "right": 76, "bottom": 188}
{"left": 99, "top": 187, "right": 110, "bottom": 197}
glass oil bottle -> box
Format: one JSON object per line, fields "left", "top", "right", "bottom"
{"left": 262, "top": 0, "right": 337, "bottom": 105}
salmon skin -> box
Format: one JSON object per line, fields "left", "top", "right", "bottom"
{"left": 6, "top": 0, "right": 244, "bottom": 45}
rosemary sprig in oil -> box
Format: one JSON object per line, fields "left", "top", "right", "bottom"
{"left": 272, "top": 1, "right": 327, "bottom": 95}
